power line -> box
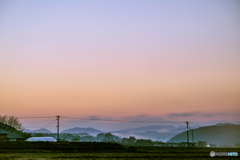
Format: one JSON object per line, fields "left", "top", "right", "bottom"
{"left": 24, "top": 126, "right": 56, "bottom": 129}
{"left": 22, "top": 119, "right": 57, "bottom": 130}
{"left": 17, "top": 116, "right": 56, "bottom": 119}
{"left": 18, "top": 117, "right": 56, "bottom": 130}
{"left": 61, "top": 116, "right": 185, "bottom": 123}
{"left": 40, "top": 119, "right": 57, "bottom": 129}
{"left": 17, "top": 115, "right": 185, "bottom": 123}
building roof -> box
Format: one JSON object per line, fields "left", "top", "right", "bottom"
{"left": 0, "top": 129, "right": 23, "bottom": 139}
{"left": 7, "top": 133, "right": 24, "bottom": 139}
{"left": 26, "top": 137, "right": 57, "bottom": 142}
{"left": 0, "top": 129, "right": 9, "bottom": 134}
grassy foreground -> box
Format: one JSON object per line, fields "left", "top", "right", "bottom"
{"left": 0, "top": 142, "right": 239, "bottom": 159}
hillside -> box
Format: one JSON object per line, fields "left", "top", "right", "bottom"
{"left": 168, "top": 124, "right": 240, "bottom": 146}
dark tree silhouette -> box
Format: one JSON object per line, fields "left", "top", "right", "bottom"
{"left": 0, "top": 115, "right": 24, "bottom": 131}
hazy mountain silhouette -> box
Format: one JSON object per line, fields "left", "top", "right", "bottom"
{"left": 113, "top": 125, "right": 186, "bottom": 133}
{"left": 112, "top": 125, "right": 186, "bottom": 141}
{"left": 168, "top": 123, "right": 240, "bottom": 146}
{"left": 24, "top": 128, "right": 53, "bottom": 133}
{"left": 61, "top": 127, "right": 102, "bottom": 135}
{"left": 136, "top": 131, "right": 177, "bottom": 141}
{"left": 58, "top": 125, "right": 187, "bottom": 141}
{"left": 114, "top": 125, "right": 174, "bottom": 132}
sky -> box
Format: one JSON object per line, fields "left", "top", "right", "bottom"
{"left": 0, "top": 0, "right": 240, "bottom": 131}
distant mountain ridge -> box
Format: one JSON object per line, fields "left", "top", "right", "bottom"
{"left": 112, "top": 125, "right": 187, "bottom": 142}
{"left": 113, "top": 125, "right": 186, "bottom": 133}
{"left": 61, "top": 127, "right": 102, "bottom": 135}
{"left": 114, "top": 125, "right": 174, "bottom": 132}
{"left": 24, "top": 128, "right": 53, "bottom": 133}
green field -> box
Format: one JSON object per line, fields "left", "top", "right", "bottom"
{"left": 0, "top": 142, "right": 239, "bottom": 159}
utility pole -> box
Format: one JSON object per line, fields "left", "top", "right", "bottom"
{"left": 56, "top": 115, "right": 60, "bottom": 141}
{"left": 192, "top": 129, "right": 194, "bottom": 146}
{"left": 186, "top": 121, "right": 189, "bottom": 147}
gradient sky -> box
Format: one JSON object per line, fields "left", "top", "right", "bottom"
{"left": 0, "top": 0, "right": 240, "bottom": 130}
